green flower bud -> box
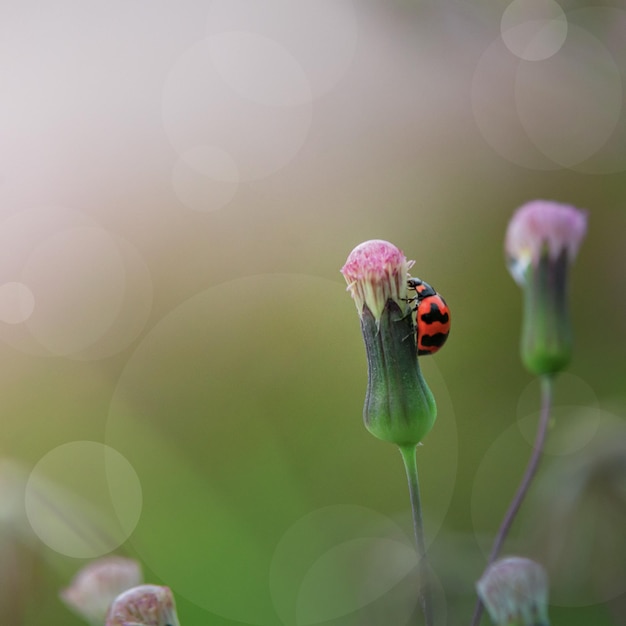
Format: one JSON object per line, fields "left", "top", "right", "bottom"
{"left": 476, "top": 557, "right": 550, "bottom": 626}
{"left": 518, "top": 250, "right": 572, "bottom": 375}
{"left": 341, "top": 240, "right": 437, "bottom": 446}
{"left": 505, "top": 201, "right": 587, "bottom": 376}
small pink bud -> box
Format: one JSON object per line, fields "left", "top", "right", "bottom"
{"left": 505, "top": 200, "right": 588, "bottom": 375}
{"left": 505, "top": 200, "right": 587, "bottom": 285}
{"left": 60, "top": 556, "right": 143, "bottom": 625}
{"left": 106, "top": 585, "right": 180, "bottom": 626}
{"left": 341, "top": 239, "right": 414, "bottom": 321}
{"left": 477, "top": 556, "right": 549, "bottom": 626}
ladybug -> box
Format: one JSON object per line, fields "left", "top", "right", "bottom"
{"left": 407, "top": 277, "right": 451, "bottom": 356}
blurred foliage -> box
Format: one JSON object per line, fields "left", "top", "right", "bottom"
{"left": 0, "top": 0, "right": 625, "bottom": 624}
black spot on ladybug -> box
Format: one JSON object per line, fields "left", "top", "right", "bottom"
{"left": 419, "top": 333, "right": 448, "bottom": 348}
{"left": 419, "top": 302, "right": 449, "bottom": 325}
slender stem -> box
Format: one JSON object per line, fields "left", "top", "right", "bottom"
{"left": 488, "top": 376, "right": 554, "bottom": 562}
{"left": 400, "top": 444, "right": 434, "bottom": 626}
{"left": 470, "top": 375, "right": 554, "bottom": 626}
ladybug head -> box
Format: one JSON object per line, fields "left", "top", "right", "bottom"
{"left": 408, "top": 277, "right": 436, "bottom": 299}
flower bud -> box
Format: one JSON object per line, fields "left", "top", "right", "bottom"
{"left": 476, "top": 557, "right": 550, "bottom": 626}
{"left": 106, "top": 585, "right": 180, "bottom": 626}
{"left": 341, "top": 240, "right": 436, "bottom": 446}
{"left": 60, "top": 556, "right": 143, "bottom": 625}
{"left": 505, "top": 200, "right": 587, "bottom": 376}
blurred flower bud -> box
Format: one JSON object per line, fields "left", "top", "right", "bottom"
{"left": 60, "top": 556, "right": 143, "bottom": 625}
{"left": 476, "top": 556, "right": 550, "bottom": 626}
{"left": 505, "top": 200, "right": 587, "bottom": 376}
{"left": 106, "top": 585, "right": 180, "bottom": 626}
{"left": 341, "top": 240, "right": 436, "bottom": 446}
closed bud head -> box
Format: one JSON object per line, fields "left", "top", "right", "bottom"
{"left": 477, "top": 557, "right": 550, "bottom": 626}
{"left": 505, "top": 200, "right": 587, "bottom": 285}
{"left": 105, "top": 585, "right": 180, "bottom": 626}
{"left": 504, "top": 200, "right": 587, "bottom": 376}
{"left": 341, "top": 239, "right": 414, "bottom": 322}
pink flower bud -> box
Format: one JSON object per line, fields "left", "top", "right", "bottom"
{"left": 477, "top": 556, "right": 549, "bottom": 626}
{"left": 60, "top": 556, "right": 143, "bottom": 625}
{"left": 105, "top": 585, "right": 180, "bottom": 626}
{"left": 505, "top": 200, "right": 587, "bottom": 285}
{"left": 504, "top": 200, "right": 588, "bottom": 375}
{"left": 341, "top": 239, "right": 414, "bottom": 321}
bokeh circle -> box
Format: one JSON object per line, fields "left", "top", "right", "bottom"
{"left": 473, "top": 9, "right": 624, "bottom": 172}
{"left": 522, "top": 411, "right": 626, "bottom": 607}
{"left": 0, "top": 282, "right": 35, "bottom": 324}
{"left": 270, "top": 505, "right": 418, "bottom": 626}
{"left": 516, "top": 373, "right": 600, "bottom": 454}
{"left": 206, "top": 0, "right": 358, "bottom": 100}
{"left": 0, "top": 207, "right": 153, "bottom": 359}
{"left": 514, "top": 23, "right": 621, "bottom": 169}
{"left": 501, "top": 0, "right": 567, "bottom": 61}
{"left": 25, "top": 441, "right": 142, "bottom": 558}
{"left": 162, "top": 36, "right": 313, "bottom": 198}
{"left": 471, "top": 378, "right": 602, "bottom": 556}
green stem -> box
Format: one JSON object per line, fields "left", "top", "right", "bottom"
{"left": 470, "top": 375, "right": 554, "bottom": 626}
{"left": 400, "top": 444, "right": 434, "bottom": 626}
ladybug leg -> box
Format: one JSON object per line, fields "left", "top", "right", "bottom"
{"left": 398, "top": 308, "right": 415, "bottom": 322}
{"left": 401, "top": 296, "right": 420, "bottom": 313}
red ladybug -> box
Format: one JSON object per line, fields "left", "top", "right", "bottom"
{"left": 407, "top": 278, "right": 451, "bottom": 356}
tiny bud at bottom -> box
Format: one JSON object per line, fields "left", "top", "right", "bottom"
{"left": 477, "top": 557, "right": 550, "bottom": 626}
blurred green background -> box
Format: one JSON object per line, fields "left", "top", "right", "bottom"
{"left": 0, "top": 1, "right": 624, "bottom": 624}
